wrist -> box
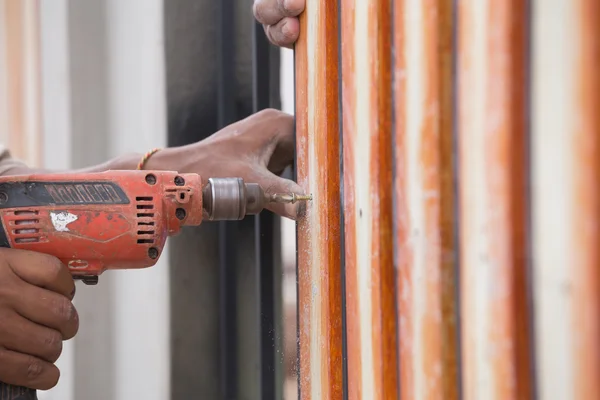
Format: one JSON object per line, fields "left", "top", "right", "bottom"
{"left": 142, "top": 143, "right": 208, "bottom": 174}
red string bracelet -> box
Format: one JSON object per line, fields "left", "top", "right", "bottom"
{"left": 136, "top": 148, "right": 161, "bottom": 170}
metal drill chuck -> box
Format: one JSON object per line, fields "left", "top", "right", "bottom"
{"left": 202, "top": 177, "right": 267, "bottom": 221}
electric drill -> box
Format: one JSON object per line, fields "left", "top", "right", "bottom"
{"left": 0, "top": 169, "right": 310, "bottom": 399}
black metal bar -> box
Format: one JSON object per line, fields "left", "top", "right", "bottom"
{"left": 217, "top": 1, "right": 238, "bottom": 399}
{"left": 252, "top": 19, "right": 277, "bottom": 400}
{"left": 450, "top": 0, "right": 464, "bottom": 398}
{"left": 164, "top": 0, "right": 224, "bottom": 397}
{"left": 336, "top": 1, "right": 349, "bottom": 399}
{"left": 524, "top": 0, "right": 538, "bottom": 398}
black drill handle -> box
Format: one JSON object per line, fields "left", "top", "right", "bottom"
{"left": 0, "top": 383, "right": 37, "bottom": 400}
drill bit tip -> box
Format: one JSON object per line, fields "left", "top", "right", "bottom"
{"left": 270, "top": 193, "right": 313, "bottom": 204}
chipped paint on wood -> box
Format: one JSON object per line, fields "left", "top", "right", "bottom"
{"left": 532, "top": 0, "right": 600, "bottom": 398}
{"left": 394, "top": 0, "right": 458, "bottom": 399}
{"left": 458, "top": 0, "right": 531, "bottom": 399}
{"left": 295, "top": 0, "right": 343, "bottom": 398}
{"left": 342, "top": 0, "right": 397, "bottom": 399}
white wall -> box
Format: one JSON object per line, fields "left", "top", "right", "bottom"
{"left": 39, "top": 1, "right": 169, "bottom": 399}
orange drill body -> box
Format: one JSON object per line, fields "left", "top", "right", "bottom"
{"left": 0, "top": 170, "right": 203, "bottom": 283}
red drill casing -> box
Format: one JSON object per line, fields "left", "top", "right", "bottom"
{"left": 0, "top": 170, "right": 203, "bottom": 282}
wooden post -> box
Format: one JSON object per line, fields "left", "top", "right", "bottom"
{"left": 531, "top": 0, "right": 600, "bottom": 398}
{"left": 393, "top": 0, "right": 459, "bottom": 399}
{"left": 341, "top": 0, "right": 397, "bottom": 399}
{"left": 295, "top": 0, "right": 343, "bottom": 398}
{"left": 457, "top": 0, "right": 532, "bottom": 399}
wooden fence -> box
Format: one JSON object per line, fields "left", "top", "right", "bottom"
{"left": 294, "top": 1, "right": 599, "bottom": 399}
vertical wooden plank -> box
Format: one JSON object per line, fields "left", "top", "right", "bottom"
{"left": 295, "top": 0, "right": 343, "bottom": 399}
{"left": 0, "top": 0, "right": 43, "bottom": 167}
{"left": 394, "top": 0, "right": 458, "bottom": 399}
{"left": 532, "top": 0, "right": 600, "bottom": 398}
{"left": 342, "top": 0, "right": 397, "bottom": 399}
{"left": 457, "top": 1, "right": 531, "bottom": 399}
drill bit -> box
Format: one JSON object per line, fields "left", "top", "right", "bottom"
{"left": 269, "top": 193, "right": 313, "bottom": 204}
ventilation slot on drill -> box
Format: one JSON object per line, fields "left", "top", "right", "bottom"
{"left": 137, "top": 228, "right": 155, "bottom": 244}
{"left": 11, "top": 210, "right": 42, "bottom": 243}
{"left": 136, "top": 198, "right": 154, "bottom": 218}
{"left": 136, "top": 228, "right": 155, "bottom": 244}
{"left": 14, "top": 237, "right": 40, "bottom": 244}
{"left": 135, "top": 197, "right": 155, "bottom": 244}
{"left": 13, "top": 210, "right": 39, "bottom": 225}
{"left": 137, "top": 213, "right": 154, "bottom": 218}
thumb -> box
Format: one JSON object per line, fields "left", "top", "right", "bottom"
{"left": 251, "top": 171, "right": 307, "bottom": 220}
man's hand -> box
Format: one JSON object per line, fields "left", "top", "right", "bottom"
{"left": 253, "top": 0, "right": 305, "bottom": 48}
{"left": 0, "top": 249, "right": 78, "bottom": 390}
{"left": 147, "top": 109, "right": 304, "bottom": 220}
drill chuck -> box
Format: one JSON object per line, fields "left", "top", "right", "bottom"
{"left": 202, "top": 177, "right": 267, "bottom": 220}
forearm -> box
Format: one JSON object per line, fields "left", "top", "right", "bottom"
{"left": 0, "top": 145, "right": 189, "bottom": 177}
{"left": 0, "top": 151, "right": 141, "bottom": 176}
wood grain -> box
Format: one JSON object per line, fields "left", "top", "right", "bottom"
{"left": 341, "top": 0, "right": 397, "bottom": 399}
{"left": 457, "top": 0, "right": 531, "bottom": 399}
{"left": 295, "top": 0, "right": 343, "bottom": 398}
{"left": 531, "top": 0, "right": 599, "bottom": 398}
{"left": 394, "top": 0, "right": 458, "bottom": 399}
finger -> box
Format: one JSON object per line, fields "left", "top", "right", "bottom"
{"left": 0, "top": 348, "right": 59, "bottom": 391}
{"left": 253, "top": 0, "right": 304, "bottom": 25}
{"left": 12, "top": 285, "right": 79, "bottom": 340}
{"left": 1, "top": 248, "right": 75, "bottom": 300}
{"left": 0, "top": 312, "right": 63, "bottom": 363}
{"left": 265, "top": 17, "right": 300, "bottom": 48}
{"left": 255, "top": 110, "right": 295, "bottom": 174}
{"left": 265, "top": 177, "right": 307, "bottom": 220}
{"left": 250, "top": 170, "right": 306, "bottom": 220}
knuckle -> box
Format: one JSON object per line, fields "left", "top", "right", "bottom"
{"left": 44, "top": 256, "right": 67, "bottom": 282}
{"left": 280, "top": 0, "right": 303, "bottom": 15}
{"left": 257, "top": 108, "right": 282, "bottom": 120}
{"left": 252, "top": 1, "right": 267, "bottom": 22}
{"left": 264, "top": 182, "right": 280, "bottom": 195}
{"left": 52, "top": 297, "right": 74, "bottom": 322}
{"left": 43, "top": 331, "right": 63, "bottom": 362}
{"left": 26, "top": 357, "right": 45, "bottom": 381}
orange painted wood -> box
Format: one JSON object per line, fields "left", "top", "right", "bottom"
{"left": 573, "top": 2, "right": 600, "bottom": 397}
{"left": 393, "top": 1, "right": 458, "bottom": 399}
{"left": 295, "top": 0, "right": 343, "bottom": 398}
{"left": 341, "top": 0, "right": 397, "bottom": 399}
{"left": 457, "top": 1, "right": 531, "bottom": 399}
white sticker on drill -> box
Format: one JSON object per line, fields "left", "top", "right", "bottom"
{"left": 50, "top": 211, "right": 78, "bottom": 232}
